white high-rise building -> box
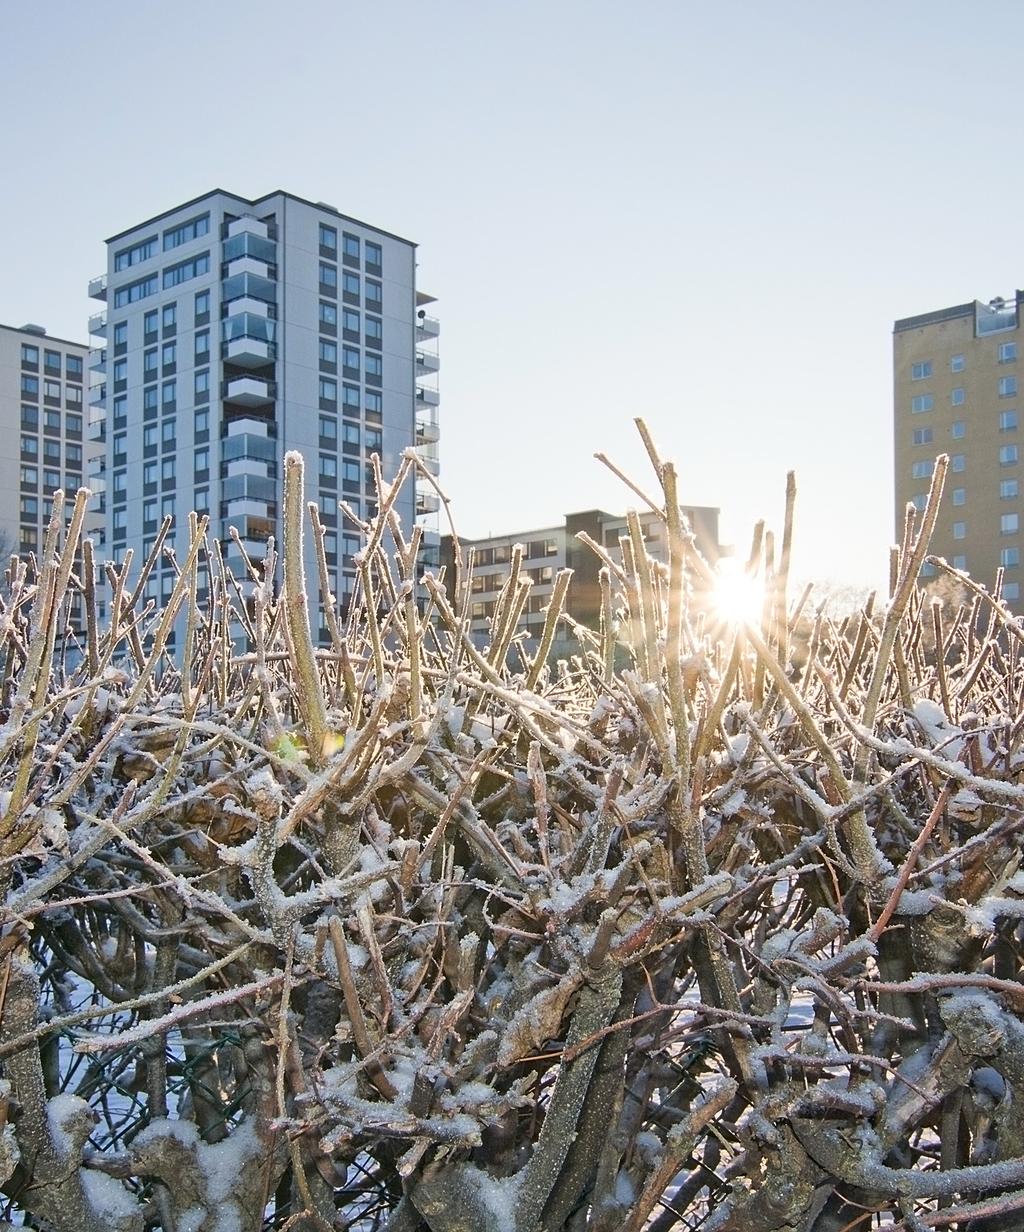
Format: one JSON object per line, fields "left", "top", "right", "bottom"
{"left": 88, "top": 189, "right": 439, "bottom": 643}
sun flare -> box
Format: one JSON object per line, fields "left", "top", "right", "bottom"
{"left": 711, "top": 559, "right": 763, "bottom": 627}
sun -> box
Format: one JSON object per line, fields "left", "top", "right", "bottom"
{"left": 711, "top": 558, "right": 763, "bottom": 627}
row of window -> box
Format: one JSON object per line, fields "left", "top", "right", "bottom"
{"left": 911, "top": 446, "right": 1020, "bottom": 480}
{"left": 20, "top": 465, "right": 82, "bottom": 490}
{"left": 21, "top": 406, "right": 83, "bottom": 436}
{"left": 20, "top": 437, "right": 81, "bottom": 463}
{"left": 113, "top": 214, "right": 210, "bottom": 271}
{"left": 318, "top": 266, "right": 383, "bottom": 308}
{"left": 912, "top": 344, "right": 1017, "bottom": 380}
{"left": 911, "top": 411, "right": 1018, "bottom": 444}
{"left": 922, "top": 561, "right": 1020, "bottom": 602}
{"left": 471, "top": 565, "right": 556, "bottom": 593}
{"left": 20, "top": 345, "right": 84, "bottom": 379}
{"left": 20, "top": 375, "right": 84, "bottom": 406}
{"left": 911, "top": 377, "right": 1017, "bottom": 412}
{"left": 318, "top": 225, "right": 382, "bottom": 272}
{"left": 112, "top": 253, "right": 210, "bottom": 308}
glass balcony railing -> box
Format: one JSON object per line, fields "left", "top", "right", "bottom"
{"left": 222, "top": 272, "right": 276, "bottom": 305}
{"left": 222, "top": 313, "right": 277, "bottom": 343}
{"left": 223, "top": 232, "right": 277, "bottom": 265}
{"left": 221, "top": 433, "right": 277, "bottom": 465}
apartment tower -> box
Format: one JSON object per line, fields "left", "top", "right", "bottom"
{"left": 1, "top": 322, "right": 92, "bottom": 561}
{"left": 894, "top": 293, "right": 1022, "bottom": 611}
{"left": 88, "top": 189, "right": 439, "bottom": 642}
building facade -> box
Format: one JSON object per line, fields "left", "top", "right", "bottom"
{"left": 88, "top": 189, "right": 438, "bottom": 642}
{"left": 0, "top": 322, "right": 92, "bottom": 562}
{"left": 441, "top": 505, "right": 720, "bottom": 654}
{"left": 894, "top": 293, "right": 1022, "bottom": 610}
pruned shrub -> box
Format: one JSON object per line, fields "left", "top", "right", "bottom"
{"left": 1, "top": 434, "right": 1023, "bottom": 1232}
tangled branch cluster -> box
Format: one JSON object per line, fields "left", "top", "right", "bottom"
{"left": 1, "top": 436, "right": 1023, "bottom": 1232}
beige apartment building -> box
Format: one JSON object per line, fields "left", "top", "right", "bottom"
{"left": 0, "top": 323, "right": 93, "bottom": 562}
{"left": 440, "top": 505, "right": 720, "bottom": 656}
{"left": 894, "top": 293, "right": 1023, "bottom": 611}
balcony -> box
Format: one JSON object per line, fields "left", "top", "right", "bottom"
{"left": 89, "top": 383, "right": 107, "bottom": 406}
{"left": 415, "top": 351, "right": 440, "bottom": 375}
{"left": 225, "top": 336, "right": 274, "bottom": 366}
{"left": 416, "top": 416, "right": 440, "bottom": 445}
{"left": 88, "top": 311, "right": 107, "bottom": 337}
{"left": 222, "top": 473, "right": 277, "bottom": 505}
{"left": 416, "top": 491, "right": 440, "bottom": 515}
{"left": 224, "top": 255, "right": 275, "bottom": 280}
{"left": 88, "top": 412, "right": 106, "bottom": 444}
{"left": 222, "top": 271, "right": 276, "bottom": 306}
{"left": 225, "top": 414, "right": 275, "bottom": 439}
{"left": 416, "top": 387, "right": 440, "bottom": 408}
{"left": 88, "top": 274, "right": 108, "bottom": 301}
{"left": 227, "top": 215, "right": 270, "bottom": 241}
{"left": 221, "top": 433, "right": 277, "bottom": 466}
{"left": 89, "top": 347, "right": 106, "bottom": 371}
{"left": 416, "top": 315, "right": 440, "bottom": 341}
{"left": 223, "top": 375, "right": 275, "bottom": 407}
{"left": 223, "top": 514, "right": 276, "bottom": 543}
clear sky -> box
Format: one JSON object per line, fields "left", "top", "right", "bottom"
{"left": 2, "top": 0, "right": 1022, "bottom": 596}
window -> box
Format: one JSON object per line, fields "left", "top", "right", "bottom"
{"left": 951, "top": 420, "right": 966, "bottom": 439}
{"left": 20, "top": 495, "right": 37, "bottom": 518}
{"left": 1001, "top": 547, "right": 1020, "bottom": 567}
{"left": 319, "top": 262, "right": 338, "bottom": 290}
{"left": 365, "top": 279, "right": 382, "bottom": 309}
{"left": 342, "top": 233, "right": 360, "bottom": 261}
{"left": 21, "top": 344, "right": 39, "bottom": 367}
{"left": 195, "top": 488, "right": 209, "bottom": 514}
{"left": 113, "top": 509, "right": 127, "bottom": 534}
{"left": 365, "top": 390, "right": 382, "bottom": 416}
{"left": 163, "top": 213, "right": 210, "bottom": 250}
{"left": 194, "top": 289, "right": 210, "bottom": 321}
{"left": 911, "top": 394, "right": 934, "bottom": 413}
{"left": 1001, "top": 514, "right": 1020, "bottom": 535}
{"left": 953, "top": 521, "right": 966, "bottom": 540}
{"left": 1000, "top": 376, "right": 1018, "bottom": 397}
{"left": 951, "top": 387, "right": 965, "bottom": 406}
{"left": 195, "top": 330, "right": 209, "bottom": 361}
{"left": 366, "top": 426, "right": 382, "bottom": 452}
{"left": 162, "top": 341, "right": 176, "bottom": 370}
{"left": 143, "top": 386, "right": 158, "bottom": 414}
{"left": 43, "top": 380, "right": 61, "bottom": 401}
{"left": 343, "top": 384, "right": 360, "bottom": 412}
{"left": 951, "top": 454, "right": 966, "bottom": 472}
{"left": 319, "top": 377, "right": 337, "bottom": 403}
{"left": 342, "top": 459, "right": 361, "bottom": 485}
{"left": 195, "top": 370, "right": 209, "bottom": 397}
{"left": 143, "top": 498, "right": 158, "bottom": 527}
{"left": 365, "top": 316, "right": 382, "bottom": 346}
{"left": 162, "top": 380, "right": 176, "bottom": 406}
{"left": 1001, "top": 479, "right": 1019, "bottom": 499}
{"left": 20, "top": 405, "right": 37, "bottom": 430}
{"left": 319, "top": 301, "right": 337, "bottom": 328}
{"left": 65, "top": 385, "right": 82, "bottom": 407}
{"left": 1004, "top": 582, "right": 1021, "bottom": 601}
{"left": 951, "top": 487, "right": 965, "bottom": 505}
{"left": 365, "top": 354, "right": 382, "bottom": 379}
{"left": 20, "top": 465, "right": 37, "bottom": 486}
{"left": 144, "top": 348, "right": 158, "bottom": 379}
{"left": 319, "top": 415, "right": 337, "bottom": 443}
{"left": 319, "top": 224, "right": 337, "bottom": 254}
{"left": 65, "top": 355, "right": 83, "bottom": 381}
{"left": 143, "top": 460, "right": 157, "bottom": 486}
{"left": 911, "top": 361, "right": 932, "bottom": 381}
{"left": 161, "top": 457, "right": 175, "bottom": 482}
{"left": 342, "top": 272, "right": 359, "bottom": 299}
{"left": 194, "top": 448, "right": 209, "bottom": 476}
{"left": 21, "top": 375, "right": 38, "bottom": 397}
{"left": 114, "top": 235, "right": 157, "bottom": 271}
{"left": 43, "top": 409, "right": 61, "bottom": 433}
{"left": 113, "top": 358, "right": 127, "bottom": 386}
{"left": 950, "top": 354, "right": 965, "bottom": 373}
{"left": 113, "top": 322, "right": 128, "bottom": 351}
{"left": 342, "top": 308, "right": 360, "bottom": 336}
{"left": 1000, "top": 341, "right": 1018, "bottom": 363}
{"left": 144, "top": 423, "right": 158, "bottom": 450}
{"left": 319, "top": 455, "right": 337, "bottom": 482}
{"left": 144, "top": 309, "right": 158, "bottom": 341}
{"left": 20, "top": 436, "right": 37, "bottom": 458}
{"left": 43, "top": 350, "right": 60, "bottom": 375}
{"left": 1000, "top": 445, "right": 1019, "bottom": 465}
{"left": 319, "top": 339, "right": 337, "bottom": 365}
{"left": 1001, "top": 410, "right": 1019, "bottom": 431}
{"left": 365, "top": 241, "right": 382, "bottom": 269}
{"left": 195, "top": 408, "right": 209, "bottom": 435}
{"left": 952, "top": 555, "right": 967, "bottom": 570}
{"left": 342, "top": 347, "right": 359, "bottom": 374}
{"left": 43, "top": 468, "right": 60, "bottom": 492}
{"left": 162, "top": 303, "right": 176, "bottom": 332}
{"left": 112, "top": 469, "right": 127, "bottom": 497}
{"left": 113, "top": 274, "right": 158, "bottom": 307}
{"left": 162, "top": 417, "right": 176, "bottom": 444}
{"left": 163, "top": 252, "right": 210, "bottom": 289}
{"left": 342, "top": 421, "right": 360, "bottom": 447}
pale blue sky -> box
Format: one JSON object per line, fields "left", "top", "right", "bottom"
{"left": 2, "top": 1, "right": 1022, "bottom": 592}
